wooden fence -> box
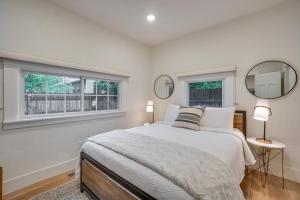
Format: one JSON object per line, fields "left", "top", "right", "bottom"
{"left": 189, "top": 88, "right": 222, "bottom": 107}
{"left": 24, "top": 95, "right": 118, "bottom": 115}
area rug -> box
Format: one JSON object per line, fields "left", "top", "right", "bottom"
{"left": 32, "top": 180, "right": 90, "bottom": 200}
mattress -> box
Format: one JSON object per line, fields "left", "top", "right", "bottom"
{"left": 81, "top": 122, "right": 255, "bottom": 200}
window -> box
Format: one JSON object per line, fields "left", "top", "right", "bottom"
{"left": 189, "top": 80, "right": 223, "bottom": 107}
{"left": 23, "top": 71, "right": 120, "bottom": 116}
{"left": 83, "top": 79, "right": 119, "bottom": 111}
{"left": 3, "top": 59, "right": 126, "bottom": 129}
{"left": 24, "top": 73, "right": 81, "bottom": 115}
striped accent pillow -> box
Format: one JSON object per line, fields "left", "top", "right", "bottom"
{"left": 172, "top": 106, "right": 205, "bottom": 130}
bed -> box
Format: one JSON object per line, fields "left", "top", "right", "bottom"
{"left": 80, "top": 110, "right": 255, "bottom": 200}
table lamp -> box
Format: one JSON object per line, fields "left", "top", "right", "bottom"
{"left": 146, "top": 100, "right": 154, "bottom": 123}
{"left": 253, "top": 99, "right": 272, "bottom": 144}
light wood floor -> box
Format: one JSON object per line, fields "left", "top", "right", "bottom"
{"left": 3, "top": 171, "right": 75, "bottom": 200}
{"left": 3, "top": 170, "right": 300, "bottom": 200}
{"left": 241, "top": 171, "right": 300, "bottom": 200}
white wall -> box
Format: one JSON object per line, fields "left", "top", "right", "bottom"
{"left": 0, "top": 0, "right": 151, "bottom": 194}
{"left": 151, "top": 1, "right": 300, "bottom": 182}
{"left": 1, "top": 0, "right": 300, "bottom": 194}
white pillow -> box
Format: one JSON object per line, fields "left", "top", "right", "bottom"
{"left": 200, "top": 107, "right": 235, "bottom": 130}
{"left": 164, "top": 104, "right": 180, "bottom": 123}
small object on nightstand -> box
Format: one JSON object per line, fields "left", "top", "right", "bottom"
{"left": 247, "top": 137, "right": 286, "bottom": 188}
{"left": 253, "top": 99, "right": 272, "bottom": 144}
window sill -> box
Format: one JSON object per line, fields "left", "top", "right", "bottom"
{"left": 2, "top": 110, "right": 126, "bottom": 130}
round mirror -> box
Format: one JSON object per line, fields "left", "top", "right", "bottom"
{"left": 154, "top": 75, "right": 174, "bottom": 99}
{"left": 245, "top": 61, "right": 297, "bottom": 99}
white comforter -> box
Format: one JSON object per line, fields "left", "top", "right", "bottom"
{"left": 81, "top": 122, "right": 255, "bottom": 200}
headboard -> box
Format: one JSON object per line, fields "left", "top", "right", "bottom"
{"left": 234, "top": 110, "right": 247, "bottom": 137}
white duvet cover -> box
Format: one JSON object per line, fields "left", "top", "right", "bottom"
{"left": 81, "top": 122, "right": 255, "bottom": 200}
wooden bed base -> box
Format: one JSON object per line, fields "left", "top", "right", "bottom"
{"left": 80, "top": 111, "right": 247, "bottom": 200}
{"left": 80, "top": 152, "right": 153, "bottom": 200}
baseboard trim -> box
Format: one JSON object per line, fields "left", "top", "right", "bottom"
{"left": 249, "top": 162, "right": 300, "bottom": 183}
{"left": 268, "top": 162, "right": 300, "bottom": 183}
{"left": 3, "top": 158, "right": 77, "bottom": 195}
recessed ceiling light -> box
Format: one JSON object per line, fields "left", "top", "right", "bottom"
{"left": 147, "top": 14, "right": 156, "bottom": 22}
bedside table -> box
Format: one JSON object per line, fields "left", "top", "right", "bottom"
{"left": 246, "top": 137, "right": 286, "bottom": 188}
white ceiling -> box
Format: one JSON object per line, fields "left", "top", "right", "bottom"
{"left": 51, "top": 0, "right": 288, "bottom": 45}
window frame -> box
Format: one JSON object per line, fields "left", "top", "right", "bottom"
{"left": 3, "top": 59, "right": 126, "bottom": 129}
{"left": 20, "top": 71, "right": 121, "bottom": 119}
{"left": 183, "top": 72, "right": 235, "bottom": 108}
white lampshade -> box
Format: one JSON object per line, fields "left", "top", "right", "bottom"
{"left": 146, "top": 100, "right": 154, "bottom": 112}
{"left": 253, "top": 99, "right": 270, "bottom": 121}
{"left": 146, "top": 105, "right": 154, "bottom": 113}
{"left": 147, "top": 100, "right": 154, "bottom": 106}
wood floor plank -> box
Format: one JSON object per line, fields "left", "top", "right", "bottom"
{"left": 3, "top": 170, "right": 74, "bottom": 200}
{"left": 1, "top": 167, "right": 3, "bottom": 200}
{"left": 285, "top": 179, "right": 300, "bottom": 200}
{"left": 241, "top": 173, "right": 253, "bottom": 200}
{"left": 267, "top": 174, "right": 290, "bottom": 200}
{"left": 248, "top": 171, "right": 269, "bottom": 200}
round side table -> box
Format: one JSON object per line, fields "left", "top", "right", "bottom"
{"left": 246, "top": 137, "right": 286, "bottom": 188}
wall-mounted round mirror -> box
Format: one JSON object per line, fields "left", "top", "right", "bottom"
{"left": 245, "top": 60, "right": 297, "bottom": 99}
{"left": 154, "top": 75, "right": 174, "bottom": 99}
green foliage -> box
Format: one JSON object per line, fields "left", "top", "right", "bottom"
{"left": 96, "top": 81, "right": 118, "bottom": 95}
{"left": 109, "top": 82, "right": 118, "bottom": 95}
{"left": 25, "top": 73, "right": 118, "bottom": 95}
{"left": 47, "top": 75, "right": 66, "bottom": 94}
{"left": 24, "top": 73, "right": 79, "bottom": 94}
{"left": 24, "top": 74, "right": 46, "bottom": 93}
{"left": 189, "top": 81, "right": 222, "bottom": 90}
{"left": 97, "top": 81, "right": 108, "bottom": 95}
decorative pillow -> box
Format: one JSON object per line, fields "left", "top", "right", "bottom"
{"left": 200, "top": 107, "right": 235, "bottom": 130}
{"left": 172, "top": 106, "right": 205, "bottom": 130}
{"left": 164, "top": 104, "right": 180, "bottom": 123}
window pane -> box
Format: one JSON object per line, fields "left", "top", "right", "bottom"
{"left": 109, "top": 96, "right": 119, "bottom": 109}
{"left": 23, "top": 72, "right": 121, "bottom": 115}
{"left": 189, "top": 81, "right": 222, "bottom": 107}
{"left": 97, "top": 81, "right": 108, "bottom": 95}
{"left": 66, "top": 77, "right": 81, "bottom": 94}
{"left": 84, "top": 96, "right": 96, "bottom": 111}
{"left": 47, "top": 95, "right": 65, "bottom": 113}
{"left": 24, "top": 73, "right": 46, "bottom": 94}
{"left": 47, "top": 75, "right": 65, "bottom": 94}
{"left": 25, "top": 95, "right": 46, "bottom": 115}
{"left": 109, "top": 82, "right": 119, "bottom": 95}
{"left": 84, "top": 79, "right": 96, "bottom": 95}
{"left": 97, "top": 96, "right": 108, "bottom": 110}
{"left": 66, "top": 95, "right": 81, "bottom": 112}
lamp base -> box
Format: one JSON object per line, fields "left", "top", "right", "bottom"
{"left": 256, "top": 138, "right": 272, "bottom": 144}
